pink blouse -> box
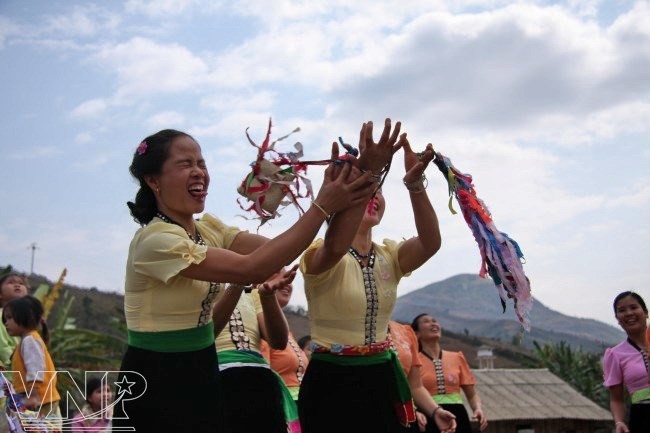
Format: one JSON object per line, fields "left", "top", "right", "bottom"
{"left": 603, "top": 339, "right": 649, "bottom": 394}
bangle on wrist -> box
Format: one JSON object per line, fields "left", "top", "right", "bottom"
{"left": 403, "top": 174, "right": 427, "bottom": 193}
{"left": 311, "top": 200, "right": 332, "bottom": 221}
{"left": 430, "top": 406, "right": 441, "bottom": 418}
{"left": 226, "top": 283, "right": 253, "bottom": 292}
{"left": 360, "top": 168, "right": 383, "bottom": 183}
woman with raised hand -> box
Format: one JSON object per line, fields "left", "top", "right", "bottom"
{"left": 113, "top": 128, "right": 374, "bottom": 432}
{"left": 411, "top": 314, "right": 487, "bottom": 433}
{"left": 298, "top": 119, "right": 443, "bottom": 433}
{"left": 603, "top": 291, "right": 649, "bottom": 433}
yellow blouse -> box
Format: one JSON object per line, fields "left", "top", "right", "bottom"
{"left": 300, "top": 238, "right": 408, "bottom": 349}
{"left": 125, "top": 214, "right": 242, "bottom": 332}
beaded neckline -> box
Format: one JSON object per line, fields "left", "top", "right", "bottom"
{"left": 421, "top": 349, "right": 446, "bottom": 395}
{"left": 348, "top": 246, "right": 374, "bottom": 263}
{"left": 155, "top": 211, "right": 204, "bottom": 244}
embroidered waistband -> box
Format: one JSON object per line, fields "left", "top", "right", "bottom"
{"left": 311, "top": 339, "right": 391, "bottom": 356}
{"left": 432, "top": 393, "right": 463, "bottom": 404}
{"left": 631, "top": 387, "right": 650, "bottom": 404}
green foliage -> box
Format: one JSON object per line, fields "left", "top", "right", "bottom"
{"left": 533, "top": 340, "right": 609, "bottom": 408}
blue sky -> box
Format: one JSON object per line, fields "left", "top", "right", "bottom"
{"left": 1, "top": 0, "right": 648, "bottom": 329}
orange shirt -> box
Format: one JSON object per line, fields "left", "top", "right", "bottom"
{"left": 418, "top": 350, "right": 475, "bottom": 396}
{"left": 260, "top": 332, "right": 309, "bottom": 388}
{"left": 389, "top": 321, "right": 421, "bottom": 377}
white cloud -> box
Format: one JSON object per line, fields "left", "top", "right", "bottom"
{"left": 324, "top": 3, "right": 649, "bottom": 136}
{"left": 74, "top": 132, "right": 93, "bottom": 144}
{"left": 44, "top": 5, "right": 121, "bottom": 38}
{"left": 70, "top": 98, "right": 108, "bottom": 119}
{"left": 125, "top": 0, "right": 223, "bottom": 17}
{"left": 92, "top": 37, "right": 210, "bottom": 101}
{"left": 0, "top": 16, "right": 20, "bottom": 49}
{"left": 567, "top": 0, "right": 601, "bottom": 18}
{"left": 146, "top": 111, "right": 187, "bottom": 129}
{"left": 200, "top": 90, "right": 276, "bottom": 114}
{"left": 609, "top": 1, "right": 650, "bottom": 38}
{"left": 608, "top": 184, "right": 650, "bottom": 208}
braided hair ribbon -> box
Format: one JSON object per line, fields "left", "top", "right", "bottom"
{"left": 432, "top": 151, "right": 533, "bottom": 330}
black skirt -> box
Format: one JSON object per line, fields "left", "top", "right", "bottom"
{"left": 220, "top": 365, "right": 287, "bottom": 433}
{"left": 298, "top": 356, "right": 412, "bottom": 433}
{"left": 419, "top": 403, "right": 472, "bottom": 433}
{"left": 112, "top": 344, "right": 222, "bottom": 432}
{"left": 629, "top": 402, "right": 650, "bottom": 433}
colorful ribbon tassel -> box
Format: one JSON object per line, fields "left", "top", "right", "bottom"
{"left": 433, "top": 152, "right": 533, "bottom": 330}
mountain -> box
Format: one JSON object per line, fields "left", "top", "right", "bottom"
{"left": 392, "top": 273, "right": 625, "bottom": 353}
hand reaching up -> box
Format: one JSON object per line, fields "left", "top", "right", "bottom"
{"left": 257, "top": 264, "right": 298, "bottom": 297}
{"left": 357, "top": 118, "right": 403, "bottom": 175}
{"left": 312, "top": 142, "right": 374, "bottom": 218}
{"left": 402, "top": 136, "right": 435, "bottom": 185}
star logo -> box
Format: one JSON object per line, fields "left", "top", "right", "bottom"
{"left": 114, "top": 375, "right": 136, "bottom": 396}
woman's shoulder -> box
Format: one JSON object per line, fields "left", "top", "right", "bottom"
{"left": 443, "top": 349, "right": 467, "bottom": 361}
{"left": 198, "top": 213, "right": 245, "bottom": 238}
{"left": 135, "top": 219, "right": 185, "bottom": 238}
{"left": 604, "top": 339, "right": 634, "bottom": 357}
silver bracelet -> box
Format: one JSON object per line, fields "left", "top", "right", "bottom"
{"left": 430, "top": 406, "right": 441, "bottom": 418}
{"left": 226, "top": 283, "right": 254, "bottom": 293}
{"left": 403, "top": 174, "right": 427, "bottom": 193}
{"left": 360, "top": 168, "right": 383, "bottom": 183}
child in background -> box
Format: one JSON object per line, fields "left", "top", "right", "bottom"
{"left": 0, "top": 273, "right": 29, "bottom": 368}
{"left": 70, "top": 377, "right": 113, "bottom": 432}
{"left": 0, "top": 273, "right": 30, "bottom": 433}
{"left": 3, "top": 295, "right": 61, "bottom": 424}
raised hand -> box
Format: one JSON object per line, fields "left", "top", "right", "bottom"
{"left": 257, "top": 264, "right": 299, "bottom": 297}
{"left": 312, "top": 143, "right": 374, "bottom": 217}
{"left": 403, "top": 136, "right": 435, "bottom": 185}
{"left": 357, "top": 118, "right": 403, "bottom": 174}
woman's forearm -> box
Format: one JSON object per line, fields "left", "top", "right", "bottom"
{"left": 212, "top": 285, "right": 245, "bottom": 335}
{"left": 259, "top": 294, "right": 289, "bottom": 349}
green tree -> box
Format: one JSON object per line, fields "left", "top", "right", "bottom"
{"left": 533, "top": 340, "right": 609, "bottom": 408}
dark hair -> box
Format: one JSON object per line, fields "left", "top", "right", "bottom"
{"left": 85, "top": 377, "right": 110, "bottom": 402}
{"left": 127, "top": 129, "right": 194, "bottom": 225}
{"left": 613, "top": 291, "right": 647, "bottom": 314}
{"left": 2, "top": 295, "right": 49, "bottom": 344}
{"left": 410, "top": 313, "right": 430, "bottom": 332}
{"left": 297, "top": 335, "right": 311, "bottom": 350}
